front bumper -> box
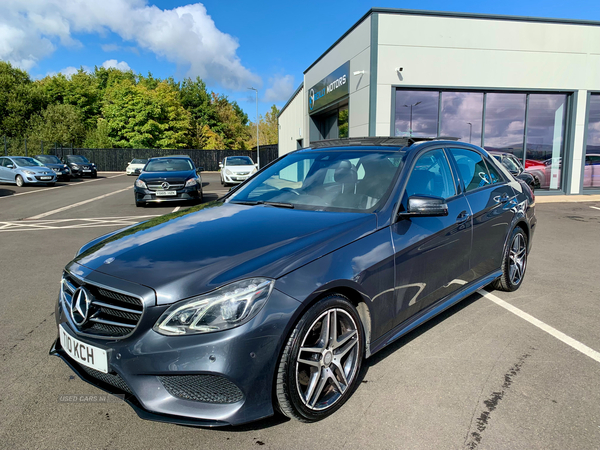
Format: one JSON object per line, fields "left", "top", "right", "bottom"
{"left": 51, "top": 282, "right": 301, "bottom": 426}
{"left": 70, "top": 168, "right": 97, "bottom": 177}
{"left": 24, "top": 174, "right": 57, "bottom": 183}
{"left": 222, "top": 172, "right": 253, "bottom": 184}
{"left": 134, "top": 186, "right": 201, "bottom": 203}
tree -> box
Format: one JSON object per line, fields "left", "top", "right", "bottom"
{"left": 27, "top": 104, "right": 87, "bottom": 147}
{"left": 0, "top": 61, "right": 47, "bottom": 138}
{"left": 84, "top": 119, "right": 113, "bottom": 148}
{"left": 102, "top": 79, "right": 191, "bottom": 148}
{"left": 249, "top": 104, "right": 279, "bottom": 148}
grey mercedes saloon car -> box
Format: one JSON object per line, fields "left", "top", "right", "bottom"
{"left": 51, "top": 137, "right": 536, "bottom": 426}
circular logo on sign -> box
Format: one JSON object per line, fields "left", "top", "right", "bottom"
{"left": 309, "top": 88, "right": 315, "bottom": 111}
{"left": 161, "top": 182, "right": 170, "bottom": 190}
{"left": 71, "top": 287, "right": 92, "bottom": 326}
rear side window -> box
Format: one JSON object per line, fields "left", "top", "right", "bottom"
{"left": 486, "top": 159, "right": 504, "bottom": 184}
{"left": 449, "top": 148, "right": 497, "bottom": 192}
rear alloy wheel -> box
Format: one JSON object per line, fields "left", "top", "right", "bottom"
{"left": 15, "top": 175, "right": 24, "bottom": 187}
{"left": 492, "top": 227, "right": 528, "bottom": 292}
{"left": 276, "top": 296, "right": 363, "bottom": 422}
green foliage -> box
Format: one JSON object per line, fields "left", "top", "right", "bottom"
{"left": 249, "top": 104, "right": 280, "bottom": 147}
{"left": 0, "top": 61, "right": 47, "bottom": 138}
{"left": 102, "top": 79, "right": 191, "bottom": 149}
{"left": 0, "top": 60, "right": 263, "bottom": 150}
{"left": 27, "top": 104, "right": 87, "bottom": 146}
{"left": 84, "top": 119, "right": 113, "bottom": 148}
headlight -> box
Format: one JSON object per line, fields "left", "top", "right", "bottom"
{"left": 72, "top": 164, "right": 79, "bottom": 169}
{"left": 251, "top": 167, "right": 257, "bottom": 173}
{"left": 63, "top": 165, "right": 68, "bottom": 169}
{"left": 225, "top": 169, "right": 233, "bottom": 175}
{"left": 135, "top": 179, "right": 147, "bottom": 189}
{"left": 185, "top": 178, "right": 198, "bottom": 187}
{"left": 153, "top": 278, "right": 274, "bottom": 335}
{"left": 24, "top": 170, "right": 36, "bottom": 175}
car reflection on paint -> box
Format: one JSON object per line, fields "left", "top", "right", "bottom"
{"left": 51, "top": 137, "right": 536, "bottom": 426}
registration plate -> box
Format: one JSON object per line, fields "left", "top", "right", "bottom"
{"left": 83, "top": 169, "right": 92, "bottom": 173}
{"left": 59, "top": 324, "right": 108, "bottom": 373}
{"left": 155, "top": 191, "right": 177, "bottom": 196}
{"left": 40, "top": 176, "right": 52, "bottom": 180}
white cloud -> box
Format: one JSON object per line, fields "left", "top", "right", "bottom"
{"left": 101, "top": 59, "right": 131, "bottom": 71}
{"left": 263, "top": 74, "right": 295, "bottom": 103}
{"left": 0, "top": 0, "right": 260, "bottom": 90}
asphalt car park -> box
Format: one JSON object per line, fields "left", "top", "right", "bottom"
{"left": 0, "top": 172, "right": 599, "bottom": 450}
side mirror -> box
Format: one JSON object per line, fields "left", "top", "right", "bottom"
{"left": 7, "top": 164, "right": 14, "bottom": 169}
{"left": 398, "top": 195, "right": 449, "bottom": 218}
{"left": 219, "top": 163, "right": 223, "bottom": 168}
{"left": 254, "top": 164, "right": 259, "bottom": 169}
{"left": 196, "top": 167, "right": 204, "bottom": 172}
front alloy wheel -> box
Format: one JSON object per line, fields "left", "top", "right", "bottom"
{"left": 15, "top": 175, "right": 24, "bottom": 187}
{"left": 276, "top": 295, "right": 363, "bottom": 422}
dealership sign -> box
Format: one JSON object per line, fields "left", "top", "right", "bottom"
{"left": 308, "top": 61, "right": 350, "bottom": 114}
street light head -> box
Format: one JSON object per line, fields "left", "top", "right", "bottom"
{"left": 415, "top": 101, "right": 422, "bottom": 106}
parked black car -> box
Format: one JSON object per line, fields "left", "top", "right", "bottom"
{"left": 63, "top": 155, "right": 97, "bottom": 178}
{"left": 51, "top": 138, "right": 536, "bottom": 426}
{"left": 488, "top": 151, "right": 539, "bottom": 190}
{"left": 35, "top": 155, "right": 71, "bottom": 181}
{"left": 133, "top": 155, "right": 203, "bottom": 207}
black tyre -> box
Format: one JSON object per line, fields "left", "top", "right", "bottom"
{"left": 491, "top": 226, "right": 528, "bottom": 292}
{"left": 91, "top": 173, "right": 97, "bottom": 178}
{"left": 276, "top": 295, "right": 364, "bottom": 422}
{"left": 135, "top": 201, "right": 145, "bottom": 208}
{"left": 47, "top": 182, "right": 56, "bottom": 187}
{"left": 15, "top": 175, "right": 24, "bottom": 187}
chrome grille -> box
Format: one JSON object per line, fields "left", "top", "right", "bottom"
{"left": 61, "top": 273, "right": 143, "bottom": 338}
{"left": 147, "top": 183, "right": 184, "bottom": 191}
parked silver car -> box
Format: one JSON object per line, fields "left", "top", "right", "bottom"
{"left": 0, "top": 156, "right": 57, "bottom": 186}
{"left": 220, "top": 156, "right": 258, "bottom": 186}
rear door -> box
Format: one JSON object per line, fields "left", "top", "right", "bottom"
{"left": 391, "top": 148, "right": 472, "bottom": 328}
{"left": 447, "top": 147, "right": 516, "bottom": 280}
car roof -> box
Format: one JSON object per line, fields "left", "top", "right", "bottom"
{"left": 298, "top": 137, "right": 466, "bottom": 155}
{"left": 149, "top": 155, "right": 191, "bottom": 160}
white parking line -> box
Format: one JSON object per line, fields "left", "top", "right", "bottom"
{"left": 590, "top": 206, "right": 600, "bottom": 211}
{"left": 172, "top": 206, "right": 181, "bottom": 213}
{"left": 26, "top": 186, "right": 132, "bottom": 220}
{"left": 479, "top": 289, "right": 600, "bottom": 364}
{"left": 0, "top": 174, "right": 125, "bottom": 199}
{"left": 0, "top": 215, "right": 160, "bottom": 232}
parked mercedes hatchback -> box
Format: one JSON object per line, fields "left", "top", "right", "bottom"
{"left": 51, "top": 138, "right": 536, "bottom": 426}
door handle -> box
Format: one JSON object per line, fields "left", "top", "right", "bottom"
{"left": 494, "top": 193, "right": 510, "bottom": 204}
{"left": 456, "top": 210, "right": 471, "bottom": 224}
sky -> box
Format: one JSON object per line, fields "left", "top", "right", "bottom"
{"left": 1, "top": 0, "right": 599, "bottom": 123}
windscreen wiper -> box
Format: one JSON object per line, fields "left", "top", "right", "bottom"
{"left": 230, "top": 200, "right": 294, "bottom": 209}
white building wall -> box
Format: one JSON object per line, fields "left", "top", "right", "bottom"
{"left": 278, "top": 85, "right": 305, "bottom": 156}
{"left": 375, "top": 13, "right": 600, "bottom": 194}
{"left": 303, "top": 18, "right": 371, "bottom": 145}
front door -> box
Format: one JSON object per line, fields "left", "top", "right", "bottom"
{"left": 391, "top": 148, "right": 472, "bottom": 328}
{"left": 448, "top": 147, "right": 516, "bottom": 280}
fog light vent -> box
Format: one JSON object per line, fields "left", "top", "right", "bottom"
{"left": 158, "top": 375, "right": 243, "bottom": 404}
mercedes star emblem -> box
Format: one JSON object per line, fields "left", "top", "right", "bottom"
{"left": 71, "top": 287, "right": 92, "bottom": 326}
{"left": 161, "top": 182, "right": 170, "bottom": 190}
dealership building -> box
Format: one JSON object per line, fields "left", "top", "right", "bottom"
{"left": 278, "top": 8, "right": 600, "bottom": 194}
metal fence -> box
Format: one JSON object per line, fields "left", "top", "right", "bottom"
{"left": 2, "top": 136, "right": 279, "bottom": 172}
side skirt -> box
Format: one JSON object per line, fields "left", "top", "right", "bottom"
{"left": 367, "top": 270, "right": 502, "bottom": 357}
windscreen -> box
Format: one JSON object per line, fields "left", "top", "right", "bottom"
{"left": 226, "top": 156, "right": 254, "bottom": 166}
{"left": 145, "top": 158, "right": 193, "bottom": 172}
{"left": 13, "top": 157, "right": 45, "bottom": 167}
{"left": 66, "top": 155, "right": 90, "bottom": 163}
{"left": 36, "top": 155, "right": 61, "bottom": 164}
{"left": 228, "top": 150, "right": 404, "bottom": 212}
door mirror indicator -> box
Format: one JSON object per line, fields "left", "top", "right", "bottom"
{"left": 399, "top": 196, "right": 449, "bottom": 218}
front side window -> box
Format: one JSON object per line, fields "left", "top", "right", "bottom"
{"left": 229, "top": 150, "right": 404, "bottom": 211}
{"left": 405, "top": 149, "right": 456, "bottom": 199}
{"left": 450, "top": 148, "right": 496, "bottom": 192}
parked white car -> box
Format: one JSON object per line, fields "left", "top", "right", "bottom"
{"left": 126, "top": 158, "right": 149, "bottom": 176}
{"left": 220, "top": 156, "right": 258, "bottom": 186}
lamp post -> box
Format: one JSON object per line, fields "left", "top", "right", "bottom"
{"left": 402, "top": 101, "right": 422, "bottom": 137}
{"left": 248, "top": 87, "right": 260, "bottom": 169}
{"left": 467, "top": 122, "right": 472, "bottom": 144}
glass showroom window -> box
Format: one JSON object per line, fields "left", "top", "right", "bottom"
{"left": 440, "top": 92, "right": 483, "bottom": 145}
{"left": 584, "top": 94, "right": 600, "bottom": 189}
{"left": 394, "top": 90, "right": 439, "bottom": 137}
{"left": 524, "top": 94, "right": 567, "bottom": 190}
{"left": 483, "top": 93, "right": 527, "bottom": 159}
